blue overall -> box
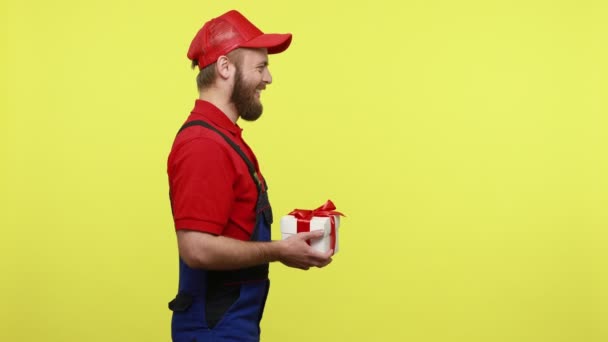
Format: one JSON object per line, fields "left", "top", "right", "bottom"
{"left": 169, "top": 120, "right": 273, "bottom": 342}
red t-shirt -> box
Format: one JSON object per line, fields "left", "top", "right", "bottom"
{"left": 167, "top": 100, "right": 264, "bottom": 241}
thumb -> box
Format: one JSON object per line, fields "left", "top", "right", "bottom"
{"left": 296, "top": 230, "right": 324, "bottom": 241}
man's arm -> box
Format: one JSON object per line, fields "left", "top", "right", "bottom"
{"left": 177, "top": 229, "right": 333, "bottom": 271}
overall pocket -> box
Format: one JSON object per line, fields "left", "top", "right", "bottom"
{"left": 168, "top": 292, "right": 194, "bottom": 312}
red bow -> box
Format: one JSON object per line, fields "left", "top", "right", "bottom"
{"left": 288, "top": 199, "right": 345, "bottom": 221}
{"left": 289, "top": 200, "right": 345, "bottom": 251}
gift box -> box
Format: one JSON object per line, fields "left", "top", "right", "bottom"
{"left": 280, "top": 200, "right": 344, "bottom": 255}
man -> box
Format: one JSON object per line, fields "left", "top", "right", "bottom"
{"left": 167, "top": 10, "right": 333, "bottom": 342}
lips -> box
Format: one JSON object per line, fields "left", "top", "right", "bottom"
{"left": 255, "top": 87, "right": 265, "bottom": 98}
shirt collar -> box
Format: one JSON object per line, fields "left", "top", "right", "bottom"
{"left": 190, "top": 100, "right": 242, "bottom": 136}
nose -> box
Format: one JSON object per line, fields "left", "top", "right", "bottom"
{"left": 263, "top": 67, "right": 272, "bottom": 85}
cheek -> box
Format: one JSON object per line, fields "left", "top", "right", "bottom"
{"left": 248, "top": 75, "right": 262, "bottom": 89}
{"left": 245, "top": 71, "right": 263, "bottom": 85}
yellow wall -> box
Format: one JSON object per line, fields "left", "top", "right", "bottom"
{"left": 1, "top": 1, "right": 607, "bottom": 341}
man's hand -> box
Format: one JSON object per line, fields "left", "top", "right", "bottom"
{"left": 277, "top": 230, "right": 333, "bottom": 270}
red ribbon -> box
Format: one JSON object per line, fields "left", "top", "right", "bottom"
{"left": 289, "top": 200, "right": 345, "bottom": 250}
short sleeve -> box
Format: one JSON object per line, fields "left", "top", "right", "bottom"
{"left": 168, "top": 137, "right": 236, "bottom": 235}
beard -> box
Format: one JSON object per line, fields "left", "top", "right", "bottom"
{"left": 231, "top": 67, "right": 263, "bottom": 122}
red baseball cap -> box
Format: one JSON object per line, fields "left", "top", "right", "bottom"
{"left": 187, "top": 10, "right": 292, "bottom": 69}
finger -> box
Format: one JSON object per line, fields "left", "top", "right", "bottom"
{"left": 306, "top": 252, "right": 333, "bottom": 269}
{"left": 284, "top": 262, "right": 308, "bottom": 270}
{"left": 316, "top": 257, "right": 333, "bottom": 268}
{"left": 297, "top": 230, "right": 325, "bottom": 241}
{"left": 309, "top": 248, "right": 333, "bottom": 260}
{"left": 323, "top": 249, "right": 334, "bottom": 258}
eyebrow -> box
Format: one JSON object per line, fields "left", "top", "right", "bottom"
{"left": 257, "top": 61, "right": 269, "bottom": 67}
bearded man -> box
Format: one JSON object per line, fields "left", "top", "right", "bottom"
{"left": 166, "top": 10, "right": 333, "bottom": 342}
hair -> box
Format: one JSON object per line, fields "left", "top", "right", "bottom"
{"left": 192, "top": 49, "right": 245, "bottom": 91}
{"left": 192, "top": 60, "right": 217, "bottom": 91}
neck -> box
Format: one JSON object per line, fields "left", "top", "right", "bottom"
{"left": 199, "top": 89, "right": 239, "bottom": 123}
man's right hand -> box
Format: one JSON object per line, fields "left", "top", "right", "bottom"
{"left": 276, "top": 230, "right": 334, "bottom": 270}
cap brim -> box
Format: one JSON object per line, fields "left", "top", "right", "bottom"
{"left": 241, "top": 33, "right": 292, "bottom": 54}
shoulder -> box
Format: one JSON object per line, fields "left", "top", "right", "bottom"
{"left": 169, "top": 123, "right": 234, "bottom": 160}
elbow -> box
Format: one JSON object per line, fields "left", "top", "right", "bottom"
{"left": 179, "top": 251, "right": 203, "bottom": 269}
{"left": 179, "top": 248, "right": 215, "bottom": 269}
{"left": 177, "top": 231, "right": 216, "bottom": 269}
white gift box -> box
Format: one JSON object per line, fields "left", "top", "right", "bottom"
{"left": 280, "top": 215, "right": 341, "bottom": 254}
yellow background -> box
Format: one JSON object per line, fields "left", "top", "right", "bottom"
{"left": 1, "top": 0, "right": 607, "bottom": 341}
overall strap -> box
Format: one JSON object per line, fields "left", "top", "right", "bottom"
{"left": 178, "top": 120, "right": 266, "bottom": 193}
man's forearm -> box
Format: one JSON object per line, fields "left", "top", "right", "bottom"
{"left": 177, "top": 230, "right": 284, "bottom": 270}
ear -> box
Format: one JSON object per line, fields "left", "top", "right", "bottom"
{"left": 216, "top": 55, "right": 234, "bottom": 80}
